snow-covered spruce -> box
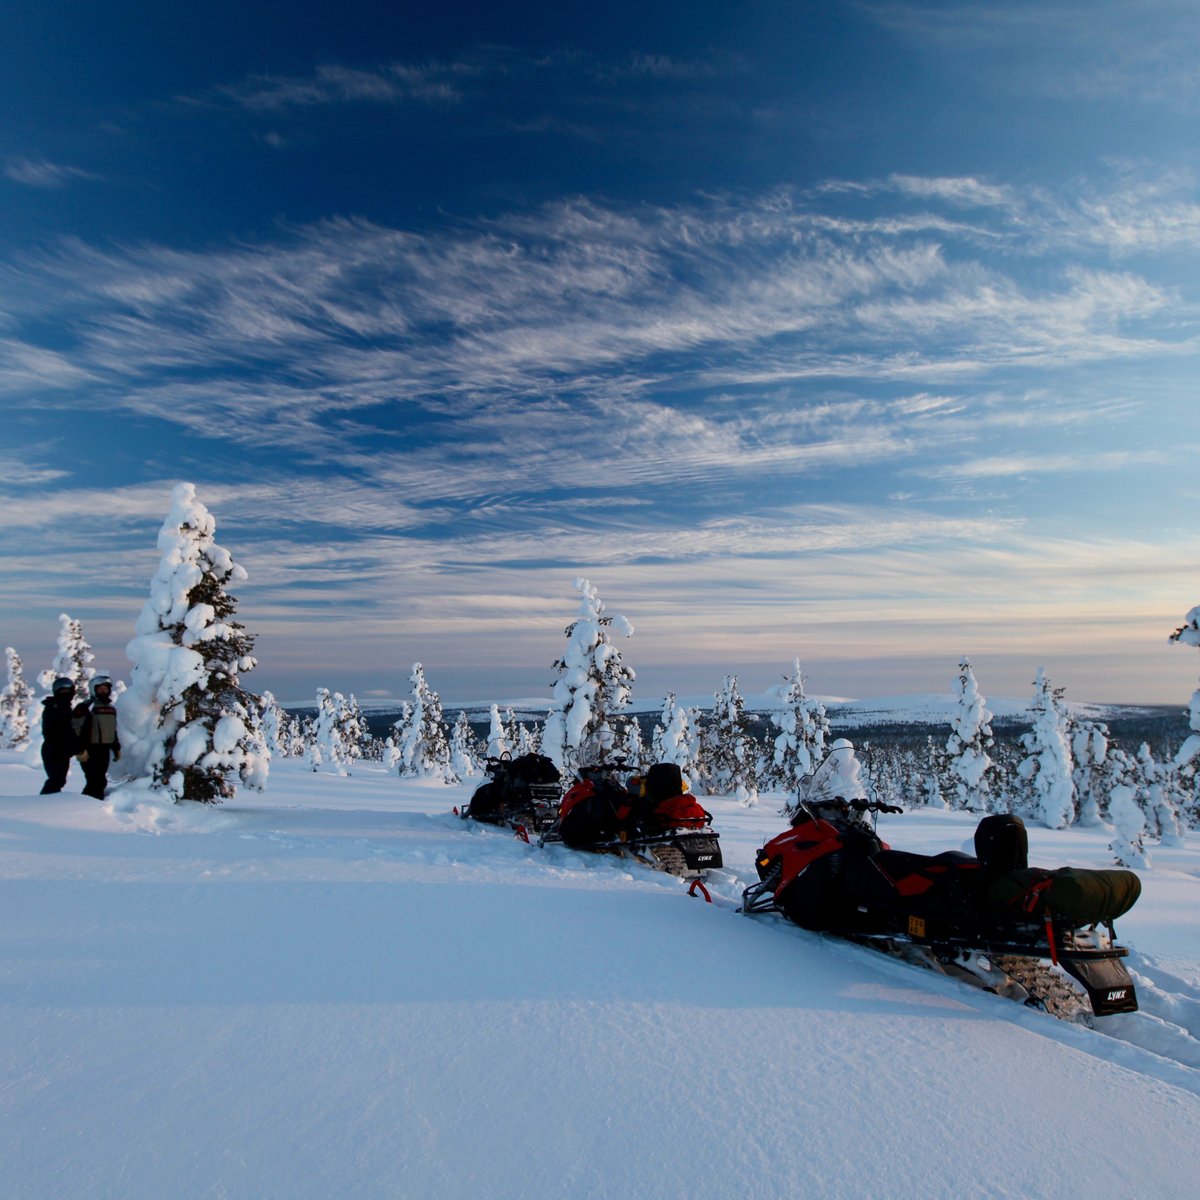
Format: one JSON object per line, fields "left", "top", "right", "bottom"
{"left": 37, "top": 613, "right": 96, "bottom": 695}
{"left": 541, "top": 578, "right": 635, "bottom": 775}
{"left": 258, "top": 691, "right": 289, "bottom": 759}
{"left": 310, "top": 688, "right": 350, "bottom": 776}
{"left": 763, "top": 658, "right": 829, "bottom": 795}
{"left": 1169, "top": 604, "right": 1200, "bottom": 817}
{"left": 1017, "top": 668, "right": 1075, "bottom": 829}
{"left": 1071, "top": 719, "right": 1110, "bottom": 827}
{"left": 699, "top": 674, "right": 758, "bottom": 804}
{"left": 945, "top": 657, "right": 994, "bottom": 813}
{"left": 120, "top": 483, "right": 267, "bottom": 803}
{"left": 485, "top": 704, "right": 509, "bottom": 760}
{"left": 650, "top": 692, "right": 697, "bottom": 778}
{"left": 394, "top": 663, "right": 454, "bottom": 781}
{"left": 449, "top": 710, "right": 480, "bottom": 779}
{"left": 1137, "top": 743, "right": 1184, "bottom": 848}
{"left": 1, "top": 647, "right": 36, "bottom": 748}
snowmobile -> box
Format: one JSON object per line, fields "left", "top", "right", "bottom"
{"left": 461, "top": 752, "right": 563, "bottom": 836}
{"left": 741, "top": 749, "right": 1141, "bottom": 1021}
{"left": 539, "top": 760, "right": 723, "bottom": 878}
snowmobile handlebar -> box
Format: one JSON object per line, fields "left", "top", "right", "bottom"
{"left": 844, "top": 798, "right": 904, "bottom": 815}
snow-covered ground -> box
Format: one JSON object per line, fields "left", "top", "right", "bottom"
{"left": 3, "top": 752, "right": 1200, "bottom": 1199}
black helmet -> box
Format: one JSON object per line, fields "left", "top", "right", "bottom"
{"left": 52, "top": 676, "right": 75, "bottom": 695}
{"left": 89, "top": 675, "right": 113, "bottom": 699}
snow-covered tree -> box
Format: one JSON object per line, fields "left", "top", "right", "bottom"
{"left": 945, "top": 657, "right": 993, "bottom": 812}
{"left": 486, "top": 705, "right": 509, "bottom": 759}
{"left": 541, "top": 578, "right": 635, "bottom": 775}
{"left": 121, "top": 483, "right": 267, "bottom": 803}
{"left": 337, "top": 693, "right": 367, "bottom": 768}
{"left": 1017, "top": 668, "right": 1075, "bottom": 829}
{"left": 258, "top": 691, "right": 289, "bottom": 759}
{"left": 514, "top": 722, "right": 539, "bottom": 756}
{"left": 699, "top": 675, "right": 758, "bottom": 801}
{"left": 921, "top": 735, "right": 949, "bottom": 809}
{"left": 311, "top": 688, "right": 351, "bottom": 776}
{"left": 1071, "top": 719, "right": 1109, "bottom": 827}
{"left": 1109, "top": 782, "right": 1149, "bottom": 868}
{"left": 621, "top": 716, "right": 646, "bottom": 771}
{"left": 763, "top": 659, "right": 829, "bottom": 794}
{"left": 1, "top": 647, "right": 36, "bottom": 748}
{"left": 378, "top": 735, "right": 397, "bottom": 771}
{"left": 651, "top": 692, "right": 697, "bottom": 776}
{"left": 38, "top": 613, "right": 96, "bottom": 694}
{"left": 1137, "top": 743, "right": 1184, "bottom": 847}
{"left": 449, "top": 710, "right": 480, "bottom": 779}
{"left": 395, "top": 663, "right": 453, "bottom": 780}
{"left": 1169, "top": 605, "right": 1200, "bottom": 816}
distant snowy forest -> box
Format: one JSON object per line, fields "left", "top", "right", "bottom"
{"left": 2, "top": 484, "right": 1198, "bottom": 868}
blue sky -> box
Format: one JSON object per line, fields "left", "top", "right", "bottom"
{"left": 2, "top": 0, "right": 1199, "bottom": 706}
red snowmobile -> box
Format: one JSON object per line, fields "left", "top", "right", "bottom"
{"left": 741, "top": 757, "right": 1141, "bottom": 1020}
{"left": 540, "top": 761, "right": 723, "bottom": 878}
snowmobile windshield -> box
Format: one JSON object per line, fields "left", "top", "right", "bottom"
{"left": 798, "top": 744, "right": 867, "bottom": 807}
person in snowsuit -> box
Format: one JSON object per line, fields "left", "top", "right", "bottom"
{"left": 40, "top": 676, "right": 79, "bottom": 794}
{"left": 73, "top": 675, "right": 121, "bottom": 800}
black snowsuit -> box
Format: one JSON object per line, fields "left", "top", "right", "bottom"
{"left": 73, "top": 700, "right": 121, "bottom": 800}
{"left": 40, "top": 695, "right": 79, "bottom": 794}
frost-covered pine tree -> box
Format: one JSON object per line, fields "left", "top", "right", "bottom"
{"left": 763, "top": 659, "right": 829, "bottom": 794}
{"left": 1169, "top": 604, "right": 1200, "bottom": 816}
{"left": 1071, "top": 719, "right": 1109, "bottom": 827}
{"left": 922, "top": 735, "right": 949, "bottom": 809}
{"left": 121, "top": 483, "right": 267, "bottom": 803}
{"left": 1, "top": 647, "right": 36, "bottom": 748}
{"left": 449, "top": 710, "right": 480, "bottom": 779}
{"left": 699, "top": 675, "right": 758, "bottom": 801}
{"left": 258, "top": 691, "right": 289, "bottom": 759}
{"left": 486, "top": 704, "right": 509, "bottom": 759}
{"left": 383, "top": 736, "right": 401, "bottom": 772}
{"left": 1017, "top": 668, "right": 1075, "bottom": 829}
{"left": 514, "top": 722, "right": 539, "bottom": 756}
{"left": 541, "top": 578, "right": 635, "bottom": 775}
{"left": 395, "top": 663, "right": 453, "bottom": 780}
{"left": 651, "top": 692, "right": 696, "bottom": 775}
{"left": 337, "top": 693, "right": 367, "bottom": 769}
{"left": 1108, "top": 746, "right": 1149, "bottom": 868}
{"left": 944, "top": 657, "right": 994, "bottom": 812}
{"left": 38, "top": 613, "right": 96, "bottom": 694}
{"left": 622, "top": 716, "right": 646, "bottom": 771}
{"left": 311, "top": 688, "right": 351, "bottom": 776}
{"left": 1137, "top": 743, "right": 1183, "bottom": 847}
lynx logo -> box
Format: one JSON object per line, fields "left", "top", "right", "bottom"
{"left": 1106, "top": 989, "right": 1128, "bottom": 1002}
{"left": 696, "top": 855, "right": 714, "bottom": 863}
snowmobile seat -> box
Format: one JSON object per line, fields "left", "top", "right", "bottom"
{"left": 644, "top": 762, "right": 685, "bottom": 804}
{"left": 974, "top": 814, "right": 1028, "bottom": 872}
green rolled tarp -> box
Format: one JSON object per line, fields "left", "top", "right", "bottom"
{"left": 980, "top": 866, "right": 1141, "bottom": 926}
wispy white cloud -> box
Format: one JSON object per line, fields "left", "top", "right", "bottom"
{"left": 860, "top": 1, "right": 1200, "bottom": 111}
{"left": 4, "top": 157, "right": 100, "bottom": 189}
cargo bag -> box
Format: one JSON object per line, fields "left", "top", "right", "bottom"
{"left": 981, "top": 866, "right": 1141, "bottom": 926}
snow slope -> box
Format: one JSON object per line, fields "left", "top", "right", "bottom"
{"left": 2, "top": 753, "right": 1200, "bottom": 1199}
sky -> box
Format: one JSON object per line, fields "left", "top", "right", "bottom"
{"left": 2, "top": 0, "right": 1199, "bottom": 707}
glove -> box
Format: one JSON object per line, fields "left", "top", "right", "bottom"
{"left": 77, "top": 750, "right": 89, "bottom": 763}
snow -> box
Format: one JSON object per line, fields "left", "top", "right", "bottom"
{"left": 3, "top": 750, "right": 1200, "bottom": 1199}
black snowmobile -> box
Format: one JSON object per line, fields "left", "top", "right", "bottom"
{"left": 461, "top": 752, "right": 563, "bottom": 836}
{"left": 539, "top": 760, "right": 723, "bottom": 879}
{"left": 741, "top": 755, "right": 1141, "bottom": 1021}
